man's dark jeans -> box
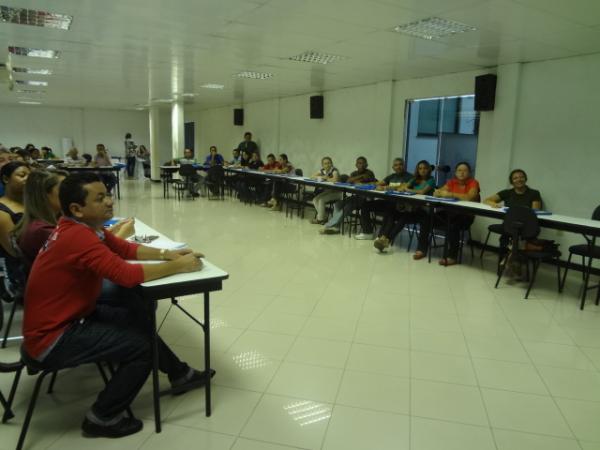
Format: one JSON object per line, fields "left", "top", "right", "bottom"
{"left": 41, "top": 282, "right": 189, "bottom": 419}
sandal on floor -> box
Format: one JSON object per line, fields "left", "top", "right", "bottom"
{"left": 438, "top": 258, "right": 457, "bottom": 266}
{"left": 412, "top": 251, "right": 425, "bottom": 260}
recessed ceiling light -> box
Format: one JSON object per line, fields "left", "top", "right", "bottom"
{"left": 8, "top": 46, "right": 60, "bottom": 58}
{"left": 15, "top": 80, "right": 48, "bottom": 86}
{"left": 393, "top": 17, "right": 476, "bottom": 40}
{"left": 16, "top": 89, "right": 45, "bottom": 94}
{"left": 12, "top": 67, "right": 52, "bottom": 75}
{"left": 18, "top": 100, "right": 41, "bottom": 105}
{"left": 0, "top": 5, "right": 72, "bottom": 30}
{"left": 200, "top": 84, "right": 224, "bottom": 89}
{"left": 289, "top": 51, "right": 346, "bottom": 65}
{"left": 235, "top": 71, "right": 273, "bottom": 80}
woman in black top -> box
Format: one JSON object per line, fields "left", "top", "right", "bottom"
{"left": 484, "top": 169, "right": 542, "bottom": 209}
{"left": 0, "top": 162, "right": 31, "bottom": 290}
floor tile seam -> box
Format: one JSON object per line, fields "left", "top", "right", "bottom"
{"left": 231, "top": 436, "right": 310, "bottom": 450}
{"left": 507, "top": 319, "right": 580, "bottom": 442}
{"left": 317, "top": 274, "right": 371, "bottom": 450}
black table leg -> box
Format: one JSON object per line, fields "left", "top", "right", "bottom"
{"left": 204, "top": 292, "right": 212, "bottom": 416}
{"left": 150, "top": 299, "right": 162, "bottom": 432}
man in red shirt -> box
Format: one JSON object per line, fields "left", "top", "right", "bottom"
{"left": 23, "top": 173, "right": 208, "bottom": 438}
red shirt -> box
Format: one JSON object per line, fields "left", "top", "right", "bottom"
{"left": 446, "top": 178, "right": 481, "bottom": 201}
{"left": 261, "top": 162, "right": 281, "bottom": 171}
{"left": 23, "top": 217, "right": 144, "bottom": 358}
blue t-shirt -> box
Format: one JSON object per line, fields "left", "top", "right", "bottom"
{"left": 407, "top": 177, "right": 435, "bottom": 193}
{"left": 204, "top": 154, "right": 224, "bottom": 166}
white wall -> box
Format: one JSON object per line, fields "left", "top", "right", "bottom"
{"left": 187, "top": 52, "right": 600, "bottom": 255}
{"left": 0, "top": 105, "right": 149, "bottom": 158}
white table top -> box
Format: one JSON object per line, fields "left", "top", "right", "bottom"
{"left": 129, "top": 219, "right": 229, "bottom": 288}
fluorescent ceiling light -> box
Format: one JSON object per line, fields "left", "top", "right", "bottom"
{"left": 18, "top": 100, "right": 41, "bottom": 105}
{"left": 182, "top": 93, "right": 196, "bottom": 97}
{"left": 235, "top": 71, "right": 273, "bottom": 80}
{"left": 8, "top": 46, "right": 60, "bottom": 58}
{"left": 15, "top": 80, "right": 48, "bottom": 86}
{"left": 12, "top": 67, "right": 52, "bottom": 75}
{"left": 289, "top": 51, "right": 346, "bottom": 65}
{"left": 200, "top": 84, "right": 224, "bottom": 89}
{"left": 393, "top": 17, "right": 476, "bottom": 40}
{"left": 0, "top": 5, "right": 72, "bottom": 30}
{"left": 16, "top": 89, "right": 45, "bottom": 94}
{"left": 152, "top": 98, "right": 172, "bottom": 103}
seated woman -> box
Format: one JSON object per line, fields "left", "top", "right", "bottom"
{"left": 65, "top": 147, "right": 85, "bottom": 166}
{"left": 417, "top": 161, "right": 480, "bottom": 266}
{"left": 203, "top": 146, "right": 224, "bottom": 167}
{"left": 40, "top": 146, "right": 57, "bottom": 160}
{"left": 264, "top": 153, "right": 294, "bottom": 211}
{"left": 484, "top": 168, "right": 542, "bottom": 253}
{"left": 0, "top": 162, "right": 31, "bottom": 295}
{"left": 14, "top": 170, "right": 134, "bottom": 271}
{"left": 311, "top": 157, "right": 341, "bottom": 224}
{"left": 373, "top": 160, "right": 435, "bottom": 253}
{"left": 94, "top": 144, "right": 117, "bottom": 194}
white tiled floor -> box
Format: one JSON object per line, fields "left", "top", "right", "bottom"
{"left": 2, "top": 179, "right": 600, "bottom": 449}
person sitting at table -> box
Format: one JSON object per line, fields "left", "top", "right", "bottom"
{"left": 0, "top": 162, "right": 31, "bottom": 295}
{"left": 238, "top": 153, "right": 264, "bottom": 202}
{"left": 311, "top": 157, "right": 341, "bottom": 224}
{"left": 224, "top": 149, "right": 241, "bottom": 167}
{"left": 373, "top": 160, "right": 436, "bottom": 253}
{"left": 94, "top": 144, "right": 117, "bottom": 194}
{"left": 203, "top": 146, "right": 224, "bottom": 167}
{"left": 355, "top": 157, "right": 413, "bottom": 240}
{"left": 14, "top": 148, "right": 31, "bottom": 163}
{"left": 22, "top": 172, "right": 213, "bottom": 438}
{"left": 263, "top": 153, "right": 295, "bottom": 211}
{"left": 14, "top": 170, "right": 133, "bottom": 271}
{"left": 483, "top": 168, "right": 542, "bottom": 254}
{"left": 40, "top": 146, "right": 57, "bottom": 160}
{"left": 173, "top": 149, "right": 201, "bottom": 197}
{"left": 320, "top": 156, "right": 377, "bottom": 234}
{"left": 29, "top": 148, "right": 41, "bottom": 160}
{"left": 417, "top": 161, "right": 480, "bottom": 266}
{"left": 65, "top": 147, "right": 85, "bottom": 166}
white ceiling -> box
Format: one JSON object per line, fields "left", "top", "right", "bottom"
{"left": 0, "top": 0, "right": 599, "bottom": 110}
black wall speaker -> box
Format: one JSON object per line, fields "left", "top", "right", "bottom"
{"left": 233, "top": 108, "right": 244, "bottom": 126}
{"left": 310, "top": 95, "right": 324, "bottom": 119}
{"left": 474, "top": 74, "right": 497, "bottom": 111}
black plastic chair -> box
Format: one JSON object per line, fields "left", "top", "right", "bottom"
{"left": 0, "top": 360, "right": 23, "bottom": 423}
{"left": 283, "top": 169, "right": 305, "bottom": 218}
{"left": 479, "top": 223, "right": 505, "bottom": 259}
{"left": 559, "top": 205, "right": 600, "bottom": 310}
{"left": 14, "top": 347, "right": 129, "bottom": 450}
{"left": 172, "top": 165, "right": 197, "bottom": 201}
{"left": 495, "top": 206, "right": 561, "bottom": 299}
{"left": 204, "top": 165, "right": 225, "bottom": 200}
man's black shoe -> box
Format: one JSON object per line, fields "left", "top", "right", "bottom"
{"left": 171, "top": 369, "right": 216, "bottom": 396}
{"left": 82, "top": 417, "right": 143, "bottom": 438}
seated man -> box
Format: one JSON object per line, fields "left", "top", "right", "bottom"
{"left": 22, "top": 172, "right": 211, "bottom": 438}
{"left": 224, "top": 148, "right": 241, "bottom": 167}
{"left": 175, "top": 148, "right": 201, "bottom": 197}
{"left": 355, "top": 157, "right": 413, "bottom": 240}
{"left": 320, "top": 156, "right": 377, "bottom": 234}
{"left": 203, "top": 146, "right": 224, "bottom": 167}
{"left": 263, "top": 153, "right": 294, "bottom": 211}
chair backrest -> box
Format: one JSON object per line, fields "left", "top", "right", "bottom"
{"left": 294, "top": 168, "right": 303, "bottom": 176}
{"left": 178, "top": 164, "right": 196, "bottom": 177}
{"left": 592, "top": 205, "right": 600, "bottom": 221}
{"left": 503, "top": 206, "right": 540, "bottom": 241}
{"left": 206, "top": 165, "right": 224, "bottom": 182}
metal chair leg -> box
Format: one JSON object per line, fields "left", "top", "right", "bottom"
{"left": 1, "top": 298, "right": 18, "bottom": 348}
{"left": 3, "top": 364, "right": 23, "bottom": 423}
{"left": 560, "top": 252, "right": 572, "bottom": 292}
{"left": 525, "top": 259, "right": 540, "bottom": 299}
{"left": 46, "top": 371, "right": 58, "bottom": 394}
{"left": 580, "top": 255, "right": 594, "bottom": 310}
{"left": 16, "top": 371, "right": 51, "bottom": 450}
{"left": 480, "top": 230, "right": 491, "bottom": 259}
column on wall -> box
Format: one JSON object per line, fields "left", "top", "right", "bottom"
{"left": 149, "top": 106, "right": 161, "bottom": 181}
{"left": 171, "top": 100, "right": 185, "bottom": 160}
